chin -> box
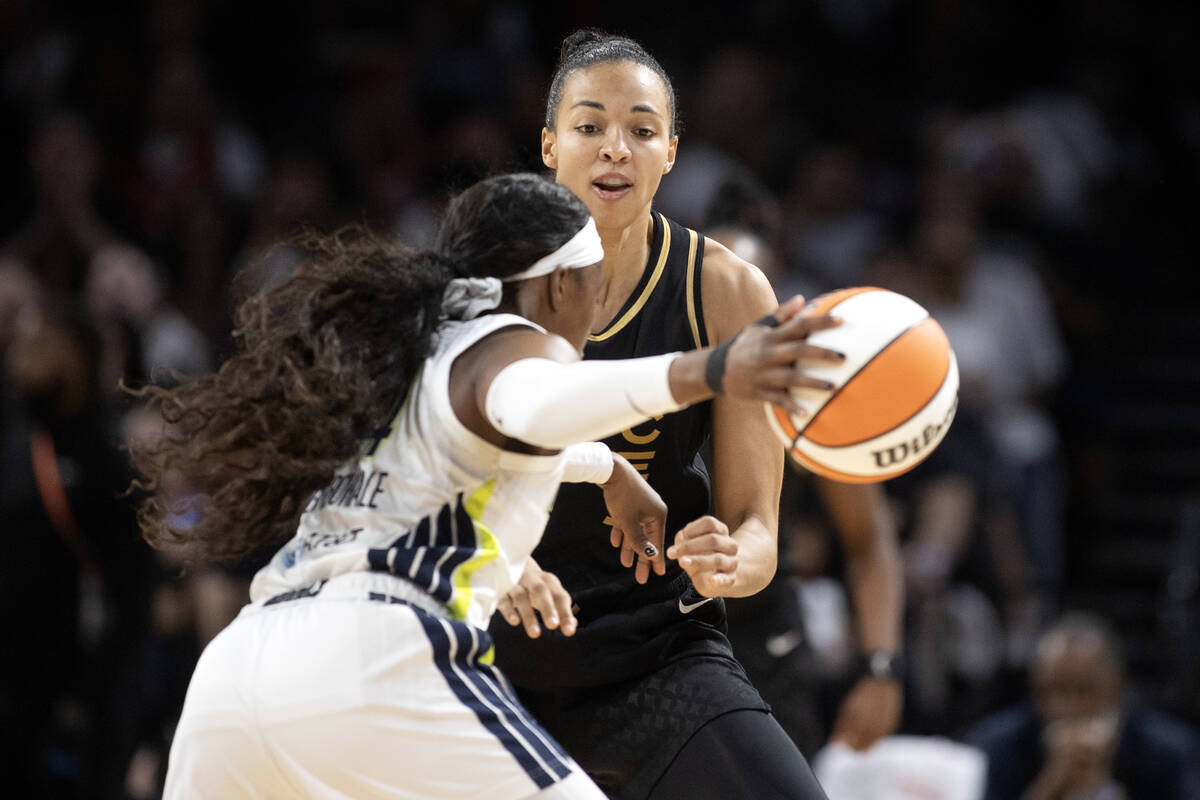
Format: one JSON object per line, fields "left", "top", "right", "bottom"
{"left": 588, "top": 202, "right": 645, "bottom": 231}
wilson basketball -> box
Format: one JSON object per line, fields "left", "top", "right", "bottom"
{"left": 766, "top": 287, "right": 959, "bottom": 483}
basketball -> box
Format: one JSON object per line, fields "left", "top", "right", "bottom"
{"left": 766, "top": 287, "right": 959, "bottom": 483}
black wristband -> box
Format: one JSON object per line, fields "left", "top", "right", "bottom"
{"left": 705, "top": 336, "right": 736, "bottom": 395}
{"left": 705, "top": 314, "right": 778, "bottom": 396}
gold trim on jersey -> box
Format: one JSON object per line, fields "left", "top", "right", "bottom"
{"left": 588, "top": 213, "right": 671, "bottom": 342}
{"left": 684, "top": 227, "right": 702, "bottom": 349}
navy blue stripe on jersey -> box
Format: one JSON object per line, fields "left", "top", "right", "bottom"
{"left": 477, "top": 659, "right": 572, "bottom": 764}
{"left": 448, "top": 621, "right": 573, "bottom": 781}
{"left": 366, "top": 495, "right": 478, "bottom": 604}
{"left": 416, "top": 613, "right": 567, "bottom": 789}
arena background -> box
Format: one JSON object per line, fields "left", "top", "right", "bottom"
{"left": 1, "top": 1, "right": 1197, "bottom": 797}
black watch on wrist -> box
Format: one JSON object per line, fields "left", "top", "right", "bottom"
{"left": 860, "top": 650, "right": 905, "bottom": 682}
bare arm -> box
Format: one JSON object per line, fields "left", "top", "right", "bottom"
{"left": 668, "top": 240, "right": 842, "bottom": 597}
{"left": 819, "top": 479, "right": 905, "bottom": 749}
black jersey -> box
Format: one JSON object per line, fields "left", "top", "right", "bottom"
{"left": 489, "top": 212, "right": 772, "bottom": 798}
{"left": 494, "top": 212, "right": 735, "bottom": 686}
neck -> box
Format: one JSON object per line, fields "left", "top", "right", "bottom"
{"left": 595, "top": 212, "right": 655, "bottom": 321}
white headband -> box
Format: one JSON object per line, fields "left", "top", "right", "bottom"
{"left": 502, "top": 217, "right": 604, "bottom": 283}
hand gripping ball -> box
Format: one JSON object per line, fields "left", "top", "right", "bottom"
{"left": 766, "top": 287, "right": 959, "bottom": 483}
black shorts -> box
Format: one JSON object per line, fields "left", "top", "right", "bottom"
{"left": 648, "top": 708, "right": 829, "bottom": 800}
{"left": 515, "top": 651, "right": 771, "bottom": 799}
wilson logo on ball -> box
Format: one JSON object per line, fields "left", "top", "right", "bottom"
{"left": 766, "top": 287, "right": 959, "bottom": 483}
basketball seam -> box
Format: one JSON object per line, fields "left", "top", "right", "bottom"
{"left": 796, "top": 358, "right": 956, "bottom": 474}
{"left": 793, "top": 385, "right": 957, "bottom": 481}
{"left": 812, "top": 331, "right": 951, "bottom": 448}
{"left": 796, "top": 312, "right": 926, "bottom": 440}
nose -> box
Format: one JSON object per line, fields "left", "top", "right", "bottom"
{"left": 599, "top": 128, "right": 631, "bottom": 162}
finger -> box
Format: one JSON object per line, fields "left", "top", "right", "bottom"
{"left": 780, "top": 366, "right": 840, "bottom": 391}
{"left": 497, "top": 596, "right": 522, "bottom": 628}
{"left": 765, "top": 392, "right": 805, "bottom": 417}
{"left": 553, "top": 590, "right": 577, "bottom": 636}
{"left": 528, "top": 581, "right": 560, "bottom": 629}
{"left": 635, "top": 555, "right": 650, "bottom": 584}
{"left": 610, "top": 526, "right": 622, "bottom": 548}
{"left": 625, "top": 522, "right": 660, "bottom": 560}
{"left": 677, "top": 552, "right": 738, "bottom": 574}
{"left": 759, "top": 339, "right": 845, "bottom": 366}
{"left": 634, "top": 516, "right": 666, "bottom": 571}
{"left": 667, "top": 519, "right": 725, "bottom": 559}
{"left": 798, "top": 313, "right": 843, "bottom": 333}
{"left": 620, "top": 543, "right": 635, "bottom": 568}
{"left": 774, "top": 312, "right": 841, "bottom": 342}
{"left": 670, "top": 532, "right": 739, "bottom": 558}
{"left": 673, "top": 515, "right": 727, "bottom": 542}
{"left": 753, "top": 367, "right": 836, "bottom": 394}
{"left": 508, "top": 589, "right": 542, "bottom": 638}
{"left": 772, "top": 295, "right": 807, "bottom": 323}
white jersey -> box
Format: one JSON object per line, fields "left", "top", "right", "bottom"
{"left": 250, "top": 313, "right": 567, "bottom": 630}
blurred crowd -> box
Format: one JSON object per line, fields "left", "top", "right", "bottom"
{"left": 2, "top": 1, "right": 1198, "bottom": 798}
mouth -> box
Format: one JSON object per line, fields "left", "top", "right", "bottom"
{"left": 591, "top": 175, "right": 633, "bottom": 200}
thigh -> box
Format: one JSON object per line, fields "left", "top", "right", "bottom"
{"left": 647, "top": 709, "right": 829, "bottom": 800}
{"left": 187, "top": 595, "right": 598, "bottom": 800}
{"left": 163, "top": 620, "right": 291, "bottom": 799}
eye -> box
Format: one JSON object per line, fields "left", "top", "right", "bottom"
{"left": 634, "top": 127, "right": 656, "bottom": 138}
{"left": 575, "top": 123, "right": 599, "bottom": 135}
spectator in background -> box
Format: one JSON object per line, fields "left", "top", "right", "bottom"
{"left": 0, "top": 303, "right": 154, "bottom": 799}
{"left": 968, "top": 612, "right": 1200, "bottom": 800}
{"left": 226, "top": 151, "right": 342, "bottom": 337}
{"left": 126, "top": 47, "right": 264, "bottom": 341}
{"left": 783, "top": 144, "right": 884, "bottom": 294}
{"left": 883, "top": 178, "right": 1068, "bottom": 659}
{"left": 2, "top": 111, "right": 115, "bottom": 295}
{"left": 85, "top": 242, "right": 211, "bottom": 393}
{"left": 0, "top": 257, "right": 40, "bottom": 357}
{"left": 653, "top": 46, "right": 782, "bottom": 231}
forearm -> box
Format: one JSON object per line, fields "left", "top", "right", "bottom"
{"left": 819, "top": 480, "right": 904, "bottom": 653}
{"left": 846, "top": 526, "right": 904, "bottom": 653}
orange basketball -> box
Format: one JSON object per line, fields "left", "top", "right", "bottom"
{"left": 766, "top": 287, "right": 959, "bottom": 483}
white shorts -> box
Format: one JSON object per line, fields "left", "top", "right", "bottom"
{"left": 163, "top": 572, "right": 605, "bottom": 800}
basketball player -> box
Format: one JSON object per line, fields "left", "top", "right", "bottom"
{"left": 489, "top": 31, "right": 902, "bottom": 799}
{"left": 132, "top": 173, "right": 835, "bottom": 799}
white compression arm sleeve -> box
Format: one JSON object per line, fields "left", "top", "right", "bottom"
{"left": 485, "top": 353, "right": 684, "bottom": 450}
{"left": 561, "top": 442, "right": 615, "bottom": 484}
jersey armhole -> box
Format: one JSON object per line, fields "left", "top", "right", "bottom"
{"left": 685, "top": 227, "right": 709, "bottom": 350}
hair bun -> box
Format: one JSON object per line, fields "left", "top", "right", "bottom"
{"left": 559, "top": 28, "right": 611, "bottom": 63}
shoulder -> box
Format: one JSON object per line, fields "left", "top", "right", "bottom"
{"left": 699, "top": 236, "right": 778, "bottom": 342}
{"left": 465, "top": 322, "right": 578, "bottom": 367}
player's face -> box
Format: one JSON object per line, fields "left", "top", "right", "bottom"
{"left": 559, "top": 262, "right": 605, "bottom": 351}
{"left": 543, "top": 61, "right": 677, "bottom": 231}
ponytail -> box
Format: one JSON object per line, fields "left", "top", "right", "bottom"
{"left": 130, "top": 173, "right": 591, "bottom": 563}
{"left": 130, "top": 227, "right": 454, "bottom": 562}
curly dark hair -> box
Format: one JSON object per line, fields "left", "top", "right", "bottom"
{"left": 130, "top": 173, "right": 590, "bottom": 562}
{"left": 544, "top": 28, "right": 679, "bottom": 136}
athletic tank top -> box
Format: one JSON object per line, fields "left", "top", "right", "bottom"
{"left": 250, "top": 313, "right": 566, "bottom": 631}
{"left": 493, "top": 212, "right": 727, "bottom": 687}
